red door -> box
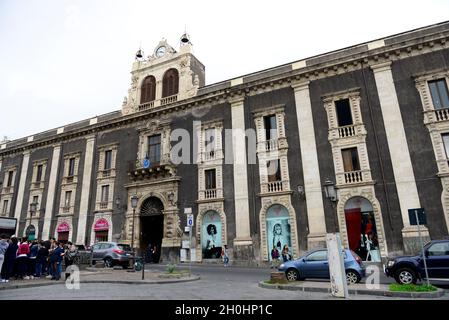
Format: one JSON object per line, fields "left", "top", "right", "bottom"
{"left": 345, "top": 208, "right": 361, "bottom": 251}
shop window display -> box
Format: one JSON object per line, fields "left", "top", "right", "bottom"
{"left": 266, "top": 204, "right": 291, "bottom": 261}
{"left": 344, "top": 197, "right": 380, "bottom": 262}
{"left": 201, "top": 211, "right": 222, "bottom": 259}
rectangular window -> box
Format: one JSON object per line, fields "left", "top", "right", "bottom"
{"left": 148, "top": 134, "right": 161, "bottom": 165}
{"left": 205, "top": 128, "right": 216, "bottom": 154}
{"left": 264, "top": 115, "right": 277, "bottom": 141}
{"left": 68, "top": 158, "right": 75, "bottom": 176}
{"left": 64, "top": 191, "right": 72, "bottom": 208}
{"left": 2, "top": 200, "right": 8, "bottom": 214}
{"left": 205, "top": 169, "right": 216, "bottom": 190}
{"left": 442, "top": 133, "right": 449, "bottom": 160}
{"left": 7, "top": 171, "right": 14, "bottom": 187}
{"left": 335, "top": 99, "right": 353, "bottom": 126}
{"left": 101, "top": 185, "right": 110, "bottom": 203}
{"left": 429, "top": 79, "right": 449, "bottom": 109}
{"left": 342, "top": 148, "right": 361, "bottom": 172}
{"left": 104, "top": 150, "right": 112, "bottom": 170}
{"left": 32, "top": 196, "right": 39, "bottom": 215}
{"left": 267, "top": 159, "right": 281, "bottom": 182}
{"left": 36, "top": 164, "right": 43, "bottom": 182}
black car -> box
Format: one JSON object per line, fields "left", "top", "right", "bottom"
{"left": 384, "top": 240, "right": 449, "bottom": 284}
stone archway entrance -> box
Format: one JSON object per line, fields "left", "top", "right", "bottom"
{"left": 140, "top": 196, "right": 164, "bottom": 263}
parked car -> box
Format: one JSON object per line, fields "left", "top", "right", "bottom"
{"left": 91, "top": 242, "right": 134, "bottom": 268}
{"left": 384, "top": 239, "right": 449, "bottom": 284}
{"left": 277, "top": 248, "right": 365, "bottom": 284}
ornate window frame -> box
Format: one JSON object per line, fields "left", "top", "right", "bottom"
{"left": 31, "top": 159, "right": 47, "bottom": 190}
{"left": 97, "top": 143, "right": 118, "bottom": 179}
{"left": 62, "top": 152, "right": 81, "bottom": 185}
{"left": 136, "top": 119, "right": 171, "bottom": 168}
{"left": 1, "top": 165, "right": 17, "bottom": 195}
{"left": 323, "top": 89, "right": 372, "bottom": 187}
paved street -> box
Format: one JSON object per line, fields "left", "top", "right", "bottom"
{"left": 0, "top": 263, "right": 447, "bottom": 300}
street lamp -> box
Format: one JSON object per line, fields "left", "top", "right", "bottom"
{"left": 130, "top": 195, "right": 139, "bottom": 252}
{"left": 323, "top": 179, "right": 337, "bottom": 202}
{"left": 323, "top": 179, "right": 339, "bottom": 232}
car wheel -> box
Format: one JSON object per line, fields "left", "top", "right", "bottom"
{"left": 346, "top": 270, "right": 360, "bottom": 285}
{"left": 285, "top": 268, "right": 299, "bottom": 281}
{"left": 395, "top": 268, "right": 417, "bottom": 285}
{"left": 104, "top": 257, "right": 113, "bottom": 268}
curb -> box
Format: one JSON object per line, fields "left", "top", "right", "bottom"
{"left": 258, "top": 281, "right": 446, "bottom": 298}
{"left": 0, "top": 275, "right": 200, "bottom": 291}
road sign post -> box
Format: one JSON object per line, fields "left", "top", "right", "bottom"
{"left": 187, "top": 213, "right": 194, "bottom": 276}
{"left": 408, "top": 208, "right": 430, "bottom": 287}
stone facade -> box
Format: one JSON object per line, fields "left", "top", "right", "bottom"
{"left": 2, "top": 24, "right": 449, "bottom": 264}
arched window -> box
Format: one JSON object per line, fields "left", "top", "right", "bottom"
{"left": 140, "top": 75, "right": 156, "bottom": 104}
{"left": 162, "top": 68, "right": 179, "bottom": 98}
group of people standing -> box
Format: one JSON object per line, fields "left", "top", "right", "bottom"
{"left": 270, "top": 244, "right": 293, "bottom": 268}
{"left": 0, "top": 234, "right": 78, "bottom": 283}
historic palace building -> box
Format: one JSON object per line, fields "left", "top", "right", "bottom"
{"left": 2, "top": 22, "right": 449, "bottom": 264}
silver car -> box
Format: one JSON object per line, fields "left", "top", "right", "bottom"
{"left": 91, "top": 242, "right": 134, "bottom": 268}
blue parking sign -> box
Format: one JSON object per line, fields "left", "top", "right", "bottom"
{"left": 187, "top": 214, "right": 194, "bottom": 227}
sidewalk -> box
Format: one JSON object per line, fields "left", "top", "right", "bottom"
{"left": 259, "top": 280, "right": 448, "bottom": 299}
{"left": 0, "top": 269, "right": 200, "bottom": 291}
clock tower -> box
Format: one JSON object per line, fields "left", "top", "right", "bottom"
{"left": 122, "top": 34, "right": 205, "bottom": 115}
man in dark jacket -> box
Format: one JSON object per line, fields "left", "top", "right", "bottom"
{"left": 35, "top": 241, "right": 49, "bottom": 278}
{"left": 50, "top": 242, "right": 64, "bottom": 280}
{"left": 2, "top": 237, "right": 18, "bottom": 282}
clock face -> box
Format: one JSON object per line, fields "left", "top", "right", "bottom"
{"left": 156, "top": 46, "right": 166, "bottom": 57}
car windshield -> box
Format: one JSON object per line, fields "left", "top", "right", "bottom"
{"left": 118, "top": 244, "right": 132, "bottom": 251}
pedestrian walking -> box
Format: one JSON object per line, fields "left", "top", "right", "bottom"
{"left": 221, "top": 245, "right": 229, "bottom": 267}
{"left": 0, "top": 234, "right": 9, "bottom": 282}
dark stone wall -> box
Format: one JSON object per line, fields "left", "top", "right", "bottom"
{"left": 0, "top": 154, "right": 23, "bottom": 227}
{"left": 85, "top": 127, "right": 140, "bottom": 244}
{"left": 309, "top": 67, "right": 405, "bottom": 254}
{"left": 391, "top": 49, "right": 449, "bottom": 239}
{"left": 52, "top": 139, "right": 87, "bottom": 241}
{"left": 246, "top": 87, "right": 309, "bottom": 254}
{"left": 16, "top": 146, "right": 53, "bottom": 237}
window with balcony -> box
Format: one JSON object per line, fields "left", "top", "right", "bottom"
{"left": 31, "top": 196, "right": 39, "bottom": 216}
{"left": 104, "top": 150, "right": 112, "bottom": 171}
{"left": 64, "top": 191, "right": 72, "bottom": 210}
{"left": 442, "top": 133, "right": 449, "bottom": 162}
{"left": 342, "top": 148, "right": 360, "bottom": 172}
{"left": 148, "top": 134, "right": 161, "bottom": 165}
{"left": 36, "top": 164, "right": 43, "bottom": 182}
{"left": 264, "top": 115, "right": 277, "bottom": 140}
{"left": 342, "top": 147, "right": 363, "bottom": 183}
{"left": 335, "top": 99, "right": 353, "bottom": 126}
{"left": 7, "top": 171, "right": 14, "bottom": 187}
{"left": 140, "top": 75, "right": 156, "bottom": 104}
{"left": 68, "top": 158, "right": 75, "bottom": 177}
{"left": 205, "top": 128, "right": 216, "bottom": 159}
{"left": 429, "top": 79, "right": 449, "bottom": 110}
{"left": 267, "top": 160, "right": 282, "bottom": 192}
{"left": 2, "top": 200, "right": 8, "bottom": 215}
{"left": 101, "top": 185, "right": 109, "bottom": 208}
{"left": 205, "top": 169, "right": 217, "bottom": 199}
{"left": 162, "top": 68, "right": 179, "bottom": 98}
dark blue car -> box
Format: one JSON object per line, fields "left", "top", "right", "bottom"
{"left": 384, "top": 240, "right": 449, "bottom": 284}
{"left": 277, "top": 248, "right": 365, "bottom": 284}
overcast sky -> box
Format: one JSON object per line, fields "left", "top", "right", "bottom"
{"left": 1, "top": 0, "right": 448, "bottom": 141}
